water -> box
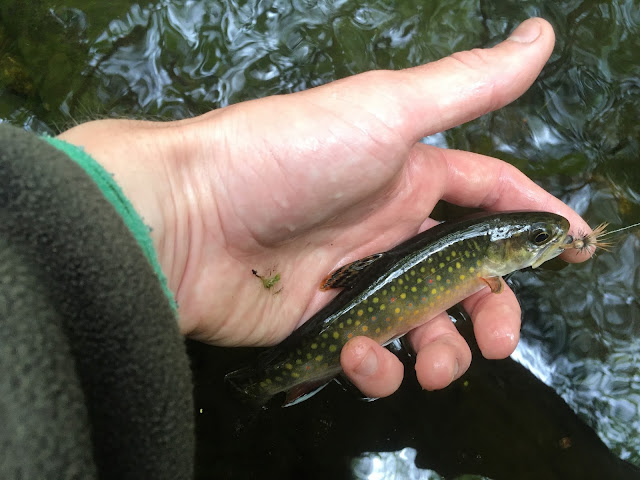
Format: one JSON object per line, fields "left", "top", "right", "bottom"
{"left": 1, "top": 0, "right": 639, "bottom": 476}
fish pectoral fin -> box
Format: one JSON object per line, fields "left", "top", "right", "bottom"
{"left": 320, "top": 253, "right": 385, "bottom": 290}
{"left": 284, "top": 379, "right": 330, "bottom": 407}
{"left": 481, "top": 276, "right": 504, "bottom": 294}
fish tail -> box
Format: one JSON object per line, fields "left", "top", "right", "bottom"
{"left": 224, "top": 366, "right": 274, "bottom": 406}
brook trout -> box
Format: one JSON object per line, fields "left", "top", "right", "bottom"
{"left": 226, "top": 211, "right": 570, "bottom": 406}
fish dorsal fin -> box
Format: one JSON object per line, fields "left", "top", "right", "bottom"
{"left": 320, "top": 253, "right": 385, "bottom": 290}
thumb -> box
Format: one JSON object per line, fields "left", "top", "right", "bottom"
{"left": 316, "top": 17, "right": 555, "bottom": 145}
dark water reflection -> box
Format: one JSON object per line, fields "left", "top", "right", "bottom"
{"left": 1, "top": 0, "right": 640, "bottom": 476}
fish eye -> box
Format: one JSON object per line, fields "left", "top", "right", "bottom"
{"left": 531, "top": 229, "right": 551, "bottom": 245}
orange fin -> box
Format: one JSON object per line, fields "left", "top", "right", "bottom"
{"left": 481, "top": 276, "right": 503, "bottom": 294}
{"left": 320, "top": 253, "right": 384, "bottom": 290}
{"left": 284, "top": 380, "right": 330, "bottom": 406}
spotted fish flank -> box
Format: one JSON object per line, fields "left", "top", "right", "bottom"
{"left": 226, "top": 211, "right": 570, "bottom": 406}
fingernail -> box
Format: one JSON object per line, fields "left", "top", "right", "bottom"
{"left": 509, "top": 19, "right": 541, "bottom": 43}
{"left": 452, "top": 360, "right": 460, "bottom": 382}
{"left": 355, "top": 349, "right": 378, "bottom": 377}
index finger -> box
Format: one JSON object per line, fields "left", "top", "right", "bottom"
{"left": 417, "top": 144, "right": 593, "bottom": 263}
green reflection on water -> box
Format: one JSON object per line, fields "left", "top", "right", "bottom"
{"left": 1, "top": 0, "right": 639, "bottom": 469}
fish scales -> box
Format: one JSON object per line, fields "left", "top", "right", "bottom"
{"left": 227, "top": 211, "right": 570, "bottom": 405}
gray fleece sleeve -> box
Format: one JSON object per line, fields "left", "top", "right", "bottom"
{"left": 0, "top": 124, "right": 194, "bottom": 480}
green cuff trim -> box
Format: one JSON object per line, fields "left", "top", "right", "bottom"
{"left": 42, "top": 136, "right": 177, "bottom": 311}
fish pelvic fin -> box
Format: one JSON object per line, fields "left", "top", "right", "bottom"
{"left": 481, "top": 276, "right": 503, "bottom": 294}
{"left": 320, "top": 253, "right": 385, "bottom": 290}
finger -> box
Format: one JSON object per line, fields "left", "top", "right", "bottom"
{"left": 346, "top": 18, "right": 554, "bottom": 143}
{"left": 462, "top": 282, "right": 521, "bottom": 359}
{"left": 408, "top": 312, "right": 472, "bottom": 390}
{"left": 410, "top": 144, "right": 592, "bottom": 263}
{"left": 341, "top": 336, "right": 404, "bottom": 398}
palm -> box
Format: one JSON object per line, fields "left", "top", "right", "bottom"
{"left": 178, "top": 85, "right": 444, "bottom": 345}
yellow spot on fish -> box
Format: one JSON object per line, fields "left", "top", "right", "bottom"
{"left": 347, "top": 319, "right": 352, "bottom": 325}
{"left": 296, "top": 359, "right": 302, "bottom": 365}
{"left": 394, "top": 307, "right": 400, "bottom": 314}
{"left": 315, "top": 355, "right": 323, "bottom": 362}
{"left": 417, "top": 278, "right": 422, "bottom": 284}
{"left": 333, "top": 332, "right": 339, "bottom": 339}
{"left": 266, "top": 379, "right": 272, "bottom": 385}
{"left": 306, "top": 353, "right": 312, "bottom": 360}
{"left": 446, "top": 256, "right": 450, "bottom": 262}
{"left": 391, "top": 286, "right": 396, "bottom": 292}
{"left": 476, "top": 260, "right": 482, "bottom": 267}
{"left": 339, "top": 322, "right": 344, "bottom": 329}
{"left": 411, "top": 286, "right": 417, "bottom": 292}
{"left": 311, "top": 343, "right": 318, "bottom": 349}
{"left": 398, "top": 279, "right": 404, "bottom": 285}
{"left": 446, "top": 279, "right": 451, "bottom": 284}
{"left": 382, "top": 289, "right": 387, "bottom": 296}
{"left": 380, "top": 304, "right": 387, "bottom": 311}
{"left": 469, "top": 267, "right": 475, "bottom": 273}
{"left": 399, "top": 316, "right": 404, "bottom": 322}
{"left": 439, "top": 262, "right": 445, "bottom": 268}
{"left": 421, "top": 266, "right": 426, "bottom": 272}
{"left": 260, "top": 381, "right": 267, "bottom": 388}
{"left": 410, "top": 270, "right": 415, "bottom": 276}
{"left": 436, "top": 275, "right": 441, "bottom": 281}
{"left": 460, "top": 274, "right": 466, "bottom": 280}
{"left": 446, "top": 289, "right": 451, "bottom": 294}
{"left": 448, "top": 266, "right": 453, "bottom": 273}
{"left": 431, "top": 288, "right": 437, "bottom": 295}
{"left": 429, "top": 302, "right": 434, "bottom": 307}
{"left": 400, "top": 293, "right": 407, "bottom": 299}
{"left": 357, "top": 309, "right": 363, "bottom": 316}
{"left": 275, "top": 376, "right": 282, "bottom": 382}
{"left": 387, "top": 325, "right": 392, "bottom": 330}
{"left": 376, "top": 327, "right": 381, "bottom": 333}
{"left": 440, "top": 286, "right": 445, "bottom": 291}
{"left": 456, "top": 262, "right": 461, "bottom": 269}
{"left": 322, "top": 333, "right": 328, "bottom": 339}
{"left": 451, "top": 251, "right": 456, "bottom": 257}
{"left": 465, "top": 251, "right": 471, "bottom": 258}
{"left": 373, "top": 297, "right": 379, "bottom": 303}
{"left": 285, "top": 363, "right": 293, "bottom": 370}
{"left": 355, "top": 320, "right": 361, "bottom": 326}
{"left": 329, "top": 345, "right": 337, "bottom": 352}
{"left": 431, "top": 268, "right": 436, "bottom": 274}
{"left": 362, "top": 325, "right": 368, "bottom": 332}
{"left": 291, "top": 372, "right": 300, "bottom": 378}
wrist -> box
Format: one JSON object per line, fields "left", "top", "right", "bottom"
{"left": 57, "top": 119, "right": 183, "bottom": 296}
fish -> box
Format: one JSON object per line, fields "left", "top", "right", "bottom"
{"left": 226, "top": 211, "right": 570, "bottom": 406}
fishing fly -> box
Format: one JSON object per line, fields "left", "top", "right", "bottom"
{"left": 561, "top": 221, "right": 640, "bottom": 255}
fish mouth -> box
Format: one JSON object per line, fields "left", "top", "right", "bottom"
{"left": 531, "top": 232, "right": 570, "bottom": 268}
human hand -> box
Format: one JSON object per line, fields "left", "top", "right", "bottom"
{"left": 59, "top": 18, "right": 592, "bottom": 399}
